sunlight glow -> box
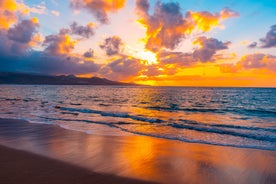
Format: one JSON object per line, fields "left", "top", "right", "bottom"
{"left": 134, "top": 50, "right": 158, "bottom": 65}
{"left": 125, "top": 45, "right": 158, "bottom": 65}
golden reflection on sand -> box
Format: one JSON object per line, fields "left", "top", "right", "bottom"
{"left": 121, "top": 136, "right": 156, "bottom": 178}
{"left": 0, "top": 120, "right": 275, "bottom": 184}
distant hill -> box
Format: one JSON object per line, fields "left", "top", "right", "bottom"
{"left": 0, "top": 72, "right": 136, "bottom": 85}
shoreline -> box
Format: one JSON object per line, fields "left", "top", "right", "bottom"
{"left": 0, "top": 118, "right": 276, "bottom": 183}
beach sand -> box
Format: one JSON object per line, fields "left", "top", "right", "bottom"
{"left": 0, "top": 118, "right": 276, "bottom": 184}
{"left": 0, "top": 145, "right": 156, "bottom": 184}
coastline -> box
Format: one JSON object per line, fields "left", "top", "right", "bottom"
{"left": 0, "top": 118, "right": 276, "bottom": 184}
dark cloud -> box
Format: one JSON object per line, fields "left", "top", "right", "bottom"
{"left": 70, "top": 0, "right": 126, "bottom": 24}
{"left": 8, "top": 19, "right": 39, "bottom": 44}
{"left": 0, "top": 30, "right": 13, "bottom": 54}
{"left": 0, "top": 23, "right": 100, "bottom": 75}
{"left": 247, "top": 42, "right": 257, "bottom": 48}
{"left": 136, "top": 0, "right": 238, "bottom": 52}
{"left": 58, "top": 22, "right": 95, "bottom": 39}
{"left": 100, "top": 56, "right": 143, "bottom": 80}
{"left": 0, "top": 5, "right": 102, "bottom": 78}
{"left": 70, "top": 22, "right": 95, "bottom": 39}
{"left": 238, "top": 54, "right": 275, "bottom": 69}
{"left": 59, "top": 28, "right": 71, "bottom": 35}
{"left": 100, "top": 36, "right": 124, "bottom": 56}
{"left": 260, "top": 25, "right": 276, "bottom": 48}
{"left": 153, "top": 37, "right": 230, "bottom": 68}
{"left": 9, "top": 42, "right": 31, "bottom": 54}
{"left": 0, "top": 18, "right": 40, "bottom": 55}
{"left": 136, "top": 0, "right": 149, "bottom": 14}
{"left": 157, "top": 51, "right": 195, "bottom": 66}
{"left": 0, "top": 51, "right": 101, "bottom": 75}
{"left": 83, "top": 48, "right": 94, "bottom": 58}
{"left": 1, "top": 26, "right": 100, "bottom": 75}
{"left": 0, "top": 1, "right": 102, "bottom": 78}
{"left": 193, "top": 36, "right": 230, "bottom": 62}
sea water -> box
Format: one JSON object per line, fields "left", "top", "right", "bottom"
{"left": 0, "top": 85, "right": 275, "bottom": 150}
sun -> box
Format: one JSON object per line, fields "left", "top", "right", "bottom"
{"left": 124, "top": 45, "right": 158, "bottom": 65}
{"left": 135, "top": 50, "right": 158, "bottom": 65}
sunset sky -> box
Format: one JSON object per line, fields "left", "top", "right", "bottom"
{"left": 0, "top": 0, "right": 276, "bottom": 86}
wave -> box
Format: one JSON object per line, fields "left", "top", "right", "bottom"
{"left": 39, "top": 116, "right": 276, "bottom": 151}
{"left": 147, "top": 106, "right": 225, "bottom": 113}
{"left": 40, "top": 116, "right": 147, "bottom": 127}
{"left": 168, "top": 123, "right": 276, "bottom": 143}
{"left": 232, "top": 108, "right": 276, "bottom": 118}
{"left": 3, "top": 98, "right": 21, "bottom": 101}
{"left": 69, "top": 103, "right": 82, "bottom": 106}
{"left": 116, "top": 126, "right": 276, "bottom": 151}
{"left": 179, "top": 119, "right": 276, "bottom": 133}
{"left": 56, "top": 106, "right": 276, "bottom": 143}
{"left": 56, "top": 106, "right": 164, "bottom": 123}
{"left": 147, "top": 106, "right": 276, "bottom": 118}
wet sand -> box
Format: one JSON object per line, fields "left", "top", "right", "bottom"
{"left": 0, "top": 145, "right": 156, "bottom": 184}
{"left": 0, "top": 118, "right": 276, "bottom": 184}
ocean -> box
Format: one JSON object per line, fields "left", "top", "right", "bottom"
{"left": 0, "top": 85, "right": 276, "bottom": 150}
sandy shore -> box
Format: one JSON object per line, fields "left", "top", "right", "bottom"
{"left": 0, "top": 118, "right": 276, "bottom": 184}
{"left": 0, "top": 145, "right": 156, "bottom": 184}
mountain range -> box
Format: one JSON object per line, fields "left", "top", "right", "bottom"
{"left": 0, "top": 72, "right": 135, "bottom": 85}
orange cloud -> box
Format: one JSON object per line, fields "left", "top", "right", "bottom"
{"left": 136, "top": 74, "right": 276, "bottom": 87}
{"left": 0, "top": 11, "right": 17, "bottom": 29}
{"left": 70, "top": 0, "right": 126, "bottom": 23}
{"left": 0, "top": 0, "right": 31, "bottom": 29}
{"left": 136, "top": 0, "right": 238, "bottom": 52}
{"left": 221, "top": 54, "right": 276, "bottom": 73}
{"left": 186, "top": 8, "right": 238, "bottom": 33}
{"left": 0, "top": 0, "right": 17, "bottom": 11}
{"left": 43, "top": 33, "right": 76, "bottom": 55}
{"left": 0, "top": 0, "right": 17, "bottom": 29}
{"left": 134, "top": 61, "right": 276, "bottom": 87}
{"left": 219, "top": 8, "right": 239, "bottom": 19}
{"left": 29, "top": 33, "right": 42, "bottom": 47}
{"left": 42, "top": 21, "right": 98, "bottom": 55}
